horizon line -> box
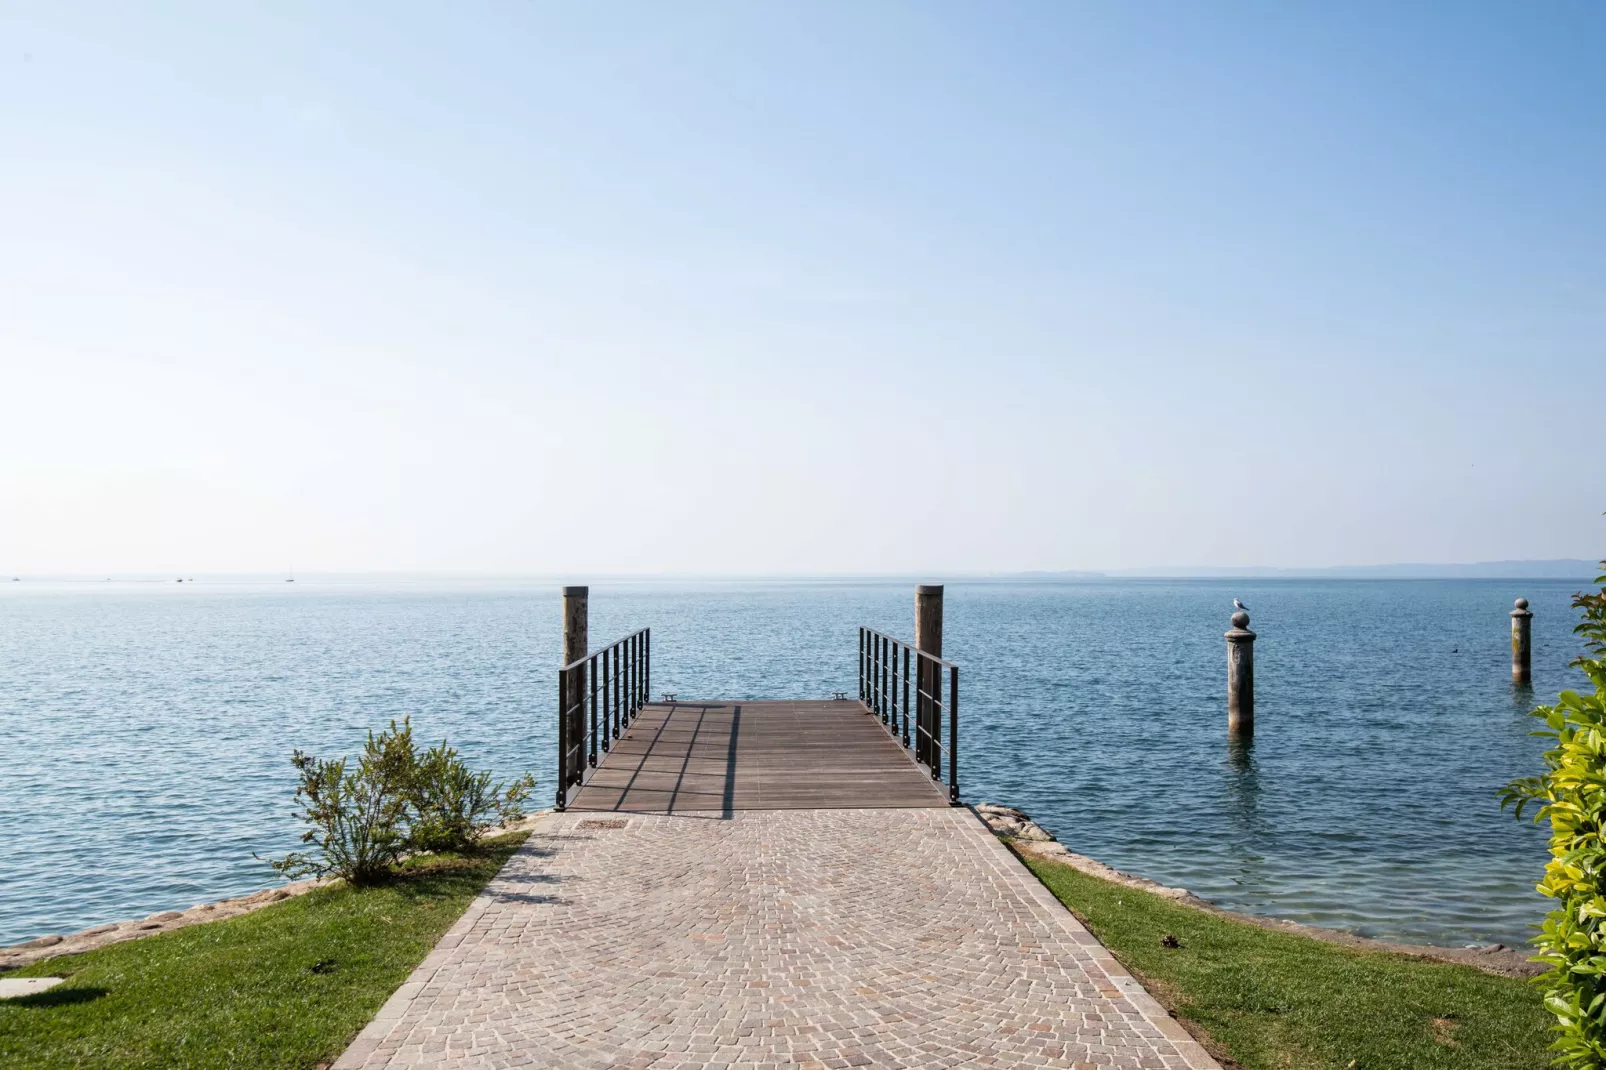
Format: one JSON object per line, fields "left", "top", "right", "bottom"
{"left": 4, "top": 558, "right": 1599, "bottom": 583}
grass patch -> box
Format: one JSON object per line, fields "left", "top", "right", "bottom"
{"left": 1018, "top": 849, "right": 1552, "bottom": 1070}
{"left": 0, "top": 831, "right": 527, "bottom": 1070}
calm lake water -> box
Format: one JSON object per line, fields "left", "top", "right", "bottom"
{"left": 0, "top": 576, "right": 1587, "bottom": 949}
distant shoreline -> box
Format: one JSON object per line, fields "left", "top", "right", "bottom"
{"left": 1021, "top": 559, "right": 1599, "bottom": 581}
{"left": 3, "top": 560, "right": 1598, "bottom": 584}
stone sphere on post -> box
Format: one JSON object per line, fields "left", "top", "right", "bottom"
{"left": 1225, "top": 610, "right": 1256, "bottom": 738}
{"left": 1510, "top": 597, "right": 1533, "bottom": 684}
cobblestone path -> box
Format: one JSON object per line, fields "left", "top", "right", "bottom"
{"left": 335, "top": 808, "right": 1219, "bottom": 1070}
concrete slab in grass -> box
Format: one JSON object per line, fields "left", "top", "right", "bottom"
{"left": 0, "top": 977, "right": 64, "bottom": 999}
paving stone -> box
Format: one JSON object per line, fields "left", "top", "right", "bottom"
{"left": 334, "top": 809, "right": 1219, "bottom": 1069}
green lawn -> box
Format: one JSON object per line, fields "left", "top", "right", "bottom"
{"left": 1019, "top": 849, "right": 1552, "bottom": 1070}
{"left": 0, "top": 832, "right": 527, "bottom": 1070}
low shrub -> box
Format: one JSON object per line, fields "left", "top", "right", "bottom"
{"left": 265, "top": 719, "right": 418, "bottom": 887}
{"left": 408, "top": 741, "right": 534, "bottom": 854}
{"left": 264, "top": 719, "right": 532, "bottom": 886}
{"left": 1501, "top": 561, "right": 1606, "bottom": 1068}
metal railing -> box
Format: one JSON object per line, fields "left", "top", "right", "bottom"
{"left": 858, "top": 626, "right": 959, "bottom": 804}
{"left": 557, "top": 628, "right": 650, "bottom": 811}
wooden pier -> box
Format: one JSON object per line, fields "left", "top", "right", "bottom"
{"left": 569, "top": 699, "right": 951, "bottom": 813}
{"left": 555, "top": 585, "right": 962, "bottom": 812}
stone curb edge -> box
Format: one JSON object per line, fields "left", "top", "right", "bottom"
{"left": 958, "top": 807, "right": 1225, "bottom": 1070}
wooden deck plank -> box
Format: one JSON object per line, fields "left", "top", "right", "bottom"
{"left": 568, "top": 699, "right": 950, "bottom": 813}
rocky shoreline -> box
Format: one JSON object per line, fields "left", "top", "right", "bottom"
{"left": 972, "top": 802, "right": 1542, "bottom": 980}
{"left": 0, "top": 879, "right": 325, "bottom": 971}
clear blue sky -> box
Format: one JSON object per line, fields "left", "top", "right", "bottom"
{"left": 1, "top": 2, "right": 1601, "bottom": 573}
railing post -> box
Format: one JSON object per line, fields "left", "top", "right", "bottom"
{"left": 588, "top": 655, "right": 598, "bottom": 767}
{"left": 645, "top": 629, "right": 651, "bottom": 707}
{"left": 869, "top": 634, "right": 877, "bottom": 714}
{"left": 889, "top": 640, "right": 898, "bottom": 727}
{"left": 859, "top": 628, "right": 865, "bottom": 704}
{"left": 556, "top": 666, "right": 568, "bottom": 810}
{"left": 901, "top": 645, "right": 911, "bottom": 747}
{"left": 562, "top": 585, "right": 589, "bottom": 785}
{"left": 889, "top": 639, "right": 896, "bottom": 725}
{"left": 868, "top": 630, "right": 875, "bottom": 710}
{"left": 915, "top": 584, "right": 943, "bottom": 768}
{"left": 948, "top": 665, "right": 960, "bottom": 804}
{"left": 880, "top": 633, "right": 892, "bottom": 716}
{"left": 871, "top": 634, "right": 879, "bottom": 714}
{"left": 882, "top": 635, "right": 889, "bottom": 715}
{"left": 886, "top": 636, "right": 899, "bottom": 719}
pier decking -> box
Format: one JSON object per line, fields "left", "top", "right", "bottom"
{"left": 570, "top": 700, "right": 951, "bottom": 812}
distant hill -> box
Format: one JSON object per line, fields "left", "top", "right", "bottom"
{"left": 1100, "top": 559, "right": 1600, "bottom": 580}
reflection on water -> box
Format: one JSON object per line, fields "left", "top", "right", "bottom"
{"left": 1223, "top": 736, "right": 1267, "bottom": 893}
{"left": 0, "top": 576, "right": 1586, "bottom": 947}
{"left": 1225, "top": 736, "right": 1260, "bottom": 827}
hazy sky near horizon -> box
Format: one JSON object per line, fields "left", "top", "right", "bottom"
{"left": 2, "top": 2, "right": 1602, "bottom": 575}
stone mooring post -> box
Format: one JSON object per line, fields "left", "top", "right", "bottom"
{"left": 1511, "top": 598, "right": 1533, "bottom": 684}
{"left": 562, "top": 585, "right": 589, "bottom": 783}
{"left": 915, "top": 584, "right": 944, "bottom": 767}
{"left": 1226, "top": 609, "right": 1256, "bottom": 738}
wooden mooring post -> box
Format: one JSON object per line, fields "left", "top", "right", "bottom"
{"left": 1511, "top": 598, "right": 1533, "bottom": 684}
{"left": 563, "top": 585, "right": 589, "bottom": 784}
{"left": 1226, "top": 609, "right": 1256, "bottom": 738}
{"left": 915, "top": 585, "right": 943, "bottom": 768}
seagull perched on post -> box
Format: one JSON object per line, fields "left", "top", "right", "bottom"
{"left": 1233, "top": 598, "right": 1250, "bottom": 612}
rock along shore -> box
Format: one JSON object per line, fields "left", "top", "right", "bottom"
{"left": 0, "top": 879, "right": 324, "bottom": 971}
{"left": 0, "top": 813, "right": 551, "bottom": 972}
{"left": 972, "top": 802, "right": 1542, "bottom": 980}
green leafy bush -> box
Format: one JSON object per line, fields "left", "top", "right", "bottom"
{"left": 266, "top": 719, "right": 419, "bottom": 886}
{"left": 1501, "top": 562, "right": 1606, "bottom": 1068}
{"left": 408, "top": 741, "right": 534, "bottom": 854}
{"left": 264, "top": 719, "right": 533, "bottom": 885}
